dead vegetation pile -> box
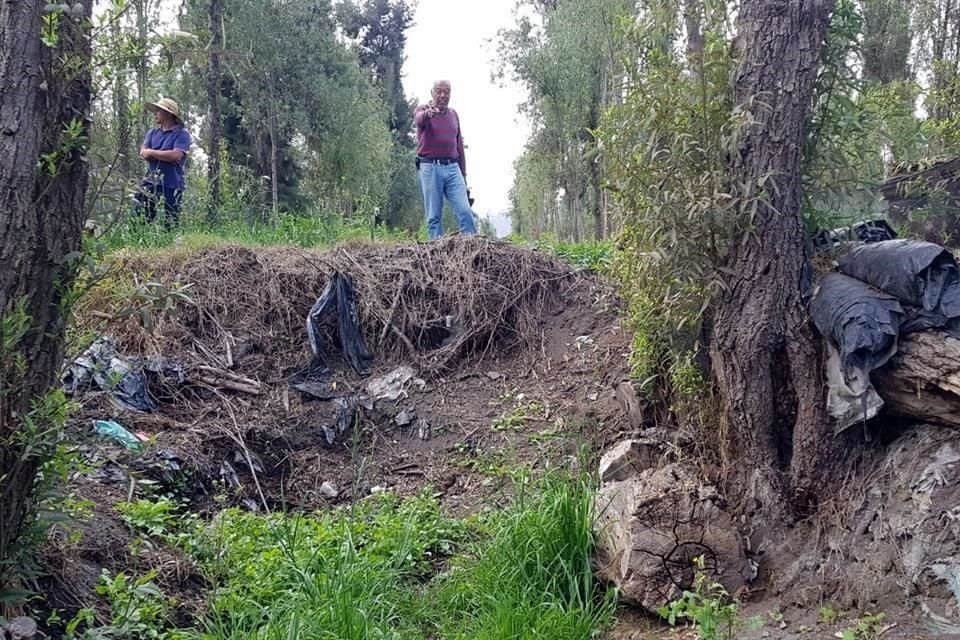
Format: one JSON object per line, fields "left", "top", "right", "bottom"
{"left": 82, "top": 235, "right": 578, "bottom": 378}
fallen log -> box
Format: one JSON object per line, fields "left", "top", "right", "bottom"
{"left": 874, "top": 331, "right": 960, "bottom": 427}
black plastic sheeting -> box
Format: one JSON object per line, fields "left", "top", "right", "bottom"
{"left": 306, "top": 272, "right": 372, "bottom": 377}
{"left": 838, "top": 239, "right": 960, "bottom": 312}
{"left": 812, "top": 239, "right": 960, "bottom": 429}
{"left": 62, "top": 337, "right": 186, "bottom": 412}
{"left": 810, "top": 273, "right": 904, "bottom": 381}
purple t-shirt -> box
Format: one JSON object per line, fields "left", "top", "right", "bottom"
{"left": 143, "top": 124, "right": 191, "bottom": 190}
{"left": 414, "top": 105, "right": 467, "bottom": 177}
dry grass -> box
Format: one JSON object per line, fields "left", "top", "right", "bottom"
{"left": 79, "top": 236, "right": 578, "bottom": 377}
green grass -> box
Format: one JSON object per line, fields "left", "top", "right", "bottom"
{"left": 419, "top": 473, "right": 616, "bottom": 639}
{"left": 71, "top": 475, "right": 615, "bottom": 640}
{"left": 507, "top": 234, "right": 614, "bottom": 272}
{"left": 98, "top": 211, "right": 412, "bottom": 252}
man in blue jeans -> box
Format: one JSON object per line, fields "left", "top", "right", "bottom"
{"left": 414, "top": 80, "right": 477, "bottom": 240}
{"left": 135, "top": 97, "right": 191, "bottom": 229}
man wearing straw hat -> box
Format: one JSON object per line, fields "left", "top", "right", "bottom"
{"left": 135, "top": 97, "right": 192, "bottom": 228}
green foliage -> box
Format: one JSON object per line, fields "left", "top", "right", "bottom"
{"left": 599, "top": 1, "right": 738, "bottom": 397}
{"left": 657, "top": 557, "right": 741, "bottom": 640}
{"left": 1, "top": 387, "right": 81, "bottom": 596}
{"left": 532, "top": 236, "right": 613, "bottom": 271}
{"left": 67, "top": 570, "right": 188, "bottom": 640}
{"left": 116, "top": 497, "right": 180, "bottom": 538}
{"left": 839, "top": 613, "right": 887, "bottom": 640}
{"left": 492, "top": 400, "right": 544, "bottom": 432}
{"left": 501, "top": 0, "right": 635, "bottom": 241}
{"left": 99, "top": 210, "right": 411, "bottom": 251}
{"left": 188, "top": 491, "right": 464, "bottom": 639}
{"left": 818, "top": 604, "right": 839, "bottom": 625}
{"left": 95, "top": 474, "right": 612, "bottom": 639}
{"left": 0, "top": 298, "right": 31, "bottom": 387}
{"left": 416, "top": 473, "right": 616, "bottom": 639}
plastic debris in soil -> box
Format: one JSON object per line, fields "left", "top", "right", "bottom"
{"left": 93, "top": 419, "right": 145, "bottom": 452}
{"left": 63, "top": 336, "right": 186, "bottom": 412}
{"left": 811, "top": 218, "right": 896, "bottom": 252}
{"left": 366, "top": 366, "right": 416, "bottom": 401}
{"left": 306, "top": 272, "right": 373, "bottom": 377}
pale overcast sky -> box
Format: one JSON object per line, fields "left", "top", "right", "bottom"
{"left": 403, "top": 0, "right": 529, "bottom": 236}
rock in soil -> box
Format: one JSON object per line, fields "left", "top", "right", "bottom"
{"left": 320, "top": 481, "right": 340, "bottom": 499}
{"left": 5, "top": 616, "right": 38, "bottom": 640}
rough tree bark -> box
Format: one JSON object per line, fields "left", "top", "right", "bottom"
{"left": 134, "top": 0, "right": 149, "bottom": 129}
{"left": 683, "top": 0, "right": 704, "bottom": 76}
{"left": 111, "top": 14, "right": 132, "bottom": 181}
{"left": 0, "top": 1, "right": 92, "bottom": 579}
{"left": 710, "top": 0, "right": 836, "bottom": 519}
{"left": 206, "top": 0, "right": 223, "bottom": 222}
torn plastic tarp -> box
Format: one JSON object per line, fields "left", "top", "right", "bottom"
{"left": 901, "top": 305, "right": 960, "bottom": 338}
{"left": 810, "top": 273, "right": 904, "bottom": 430}
{"left": 838, "top": 240, "right": 960, "bottom": 313}
{"left": 63, "top": 337, "right": 155, "bottom": 412}
{"left": 306, "top": 272, "right": 372, "bottom": 377}
{"left": 63, "top": 337, "right": 186, "bottom": 412}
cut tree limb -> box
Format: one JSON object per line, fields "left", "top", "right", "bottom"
{"left": 873, "top": 332, "right": 960, "bottom": 427}
{"left": 192, "top": 365, "right": 262, "bottom": 395}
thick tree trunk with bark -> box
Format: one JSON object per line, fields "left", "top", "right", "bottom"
{"left": 710, "top": 0, "right": 835, "bottom": 519}
{"left": 0, "top": 1, "right": 92, "bottom": 580}
{"left": 206, "top": 0, "right": 223, "bottom": 222}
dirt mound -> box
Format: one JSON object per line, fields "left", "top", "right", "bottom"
{"left": 45, "top": 237, "right": 634, "bottom": 626}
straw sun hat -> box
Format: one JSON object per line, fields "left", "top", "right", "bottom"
{"left": 144, "top": 98, "right": 181, "bottom": 121}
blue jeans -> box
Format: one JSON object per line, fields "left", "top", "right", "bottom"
{"left": 417, "top": 161, "right": 477, "bottom": 240}
{"left": 135, "top": 181, "right": 183, "bottom": 230}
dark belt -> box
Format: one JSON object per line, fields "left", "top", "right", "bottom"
{"left": 418, "top": 156, "right": 458, "bottom": 165}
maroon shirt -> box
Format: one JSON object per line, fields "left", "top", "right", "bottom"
{"left": 414, "top": 105, "right": 467, "bottom": 177}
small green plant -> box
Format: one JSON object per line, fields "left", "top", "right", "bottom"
{"left": 840, "top": 612, "right": 886, "bottom": 640}
{"left": 657, "top": 556, "right": 740, "bottom": 640}
{"left": 532, "top": 237, "right": 614, "bottom": 271}
{"left": 492, "top": 400, "right": 544, "bottom": 432}
{"left": 818, "top": 604, "right": 839, "bottom": 625}
{"left": 116, "top": 497, "right": 179, "bottom": 537}
{"left": 67, "top": 570, "right": 185, "bottom": 639}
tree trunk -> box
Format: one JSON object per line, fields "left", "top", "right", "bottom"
{"left": 111, "top": 15, "right": 131, "bottom": 181}
{"left": 873, "top": 332, "right": 960, "bottom": 427}
{"left": 206, "top": 0, "right": 223, "bottom": 222}
{"left": 135, "top": 0, "right": 149, "bottom": 130}
{"left": 683, "top": 0, "right": 704, "bottom": 78}
{"left": 929, "top": 0, "right": 958, "bottom": 123}
{"left": 0, "top": 1, "right": 92, "bottom": 582}
{"left": 269, "top": 99, "right": 279, "bottom": 220}
{"left": 710, "top": 0, "right": 835, "bottom": 520}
